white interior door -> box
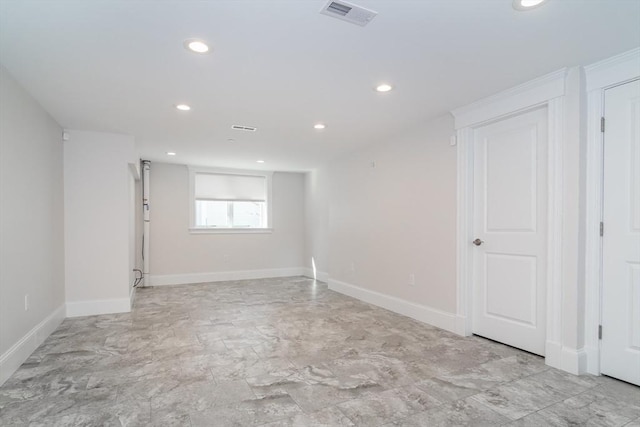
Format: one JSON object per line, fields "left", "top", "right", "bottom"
{"left": 472, "top": 107, "right": 548, "bottom": 356}
{"left": 601, "top": 79, "right": 640, "bottom": 386}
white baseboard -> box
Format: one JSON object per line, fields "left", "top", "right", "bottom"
{"left": 0, "top": 304, "right": 66, "bottom": 386}
{"left": 545, "top": 341, "right": 587, "bottom": 375}
{"left": 302, "top": 268, "right": 329, "bottom": 283}
{"left": 545, "top": 341, "right": 562, "bottom": 370}
{"left": 584, "top": 345, "right": 600, "bottom": 375}
{"left": 328, "top": 279, "right": 458, "bottom": 334}
{"left": 455, "top": 315, "right": 471, "bottom": 336}
{"left": 66, "top": 297, "right": 131, "bottom": 318}
{"left": 561, "top": 347, "right": 588, "bottom": 375}
{"left": 149, "top": 267, "right": 307, "bottom": 286}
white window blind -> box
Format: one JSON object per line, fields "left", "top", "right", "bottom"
{"left": 195, "top": 173, "right": 266, "bottom": 202}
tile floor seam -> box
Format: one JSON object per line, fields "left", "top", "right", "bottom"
{"left": 244, "top": 377, "right": 259, "bottom": 400}
{"left": 625, "top": 417, "right": 640, "bottom": 426}
{"left": 502, "top": 386, "right": 574, "bottom": 422}
{"left": 146, "top": 397, "right": 152, "bottom": 423}
{"left": 462, "top": 394, "right": 519, "bottom": 425}
{"left": 335, "top": 402, "right": 360, "bottom": 427}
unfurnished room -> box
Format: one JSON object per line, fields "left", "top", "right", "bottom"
{"left": 0, "top": 0, "right": 639, "bottom": 425}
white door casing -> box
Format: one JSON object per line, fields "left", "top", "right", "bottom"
{"left": 453, "top": 69, "right": 565, "bottom": 370}
{"left": 600, "top": 80, "right": 640, "bottom": 386}
{"left": 471, "top": 107, "right": 548, "bottom": 355}
{"left": 584, "top": 48, "right": 639, "bottom": 376}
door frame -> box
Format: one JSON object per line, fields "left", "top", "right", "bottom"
{"left": 452, "top": 69, "right": 567, "bottom": 370}
{"left": 584, "top": 48, "right": 640, "bottom": 376}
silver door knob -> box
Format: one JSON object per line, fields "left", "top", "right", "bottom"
{"left": 472, "top": 238, "right": 483, "bottom": 246}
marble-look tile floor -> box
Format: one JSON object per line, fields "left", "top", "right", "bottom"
{"left": 1, "top": 277, "right": 639, "bottom": 426}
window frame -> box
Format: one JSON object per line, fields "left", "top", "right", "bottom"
{"left": 188, "top": 166, "right": 273, "bottom": 234}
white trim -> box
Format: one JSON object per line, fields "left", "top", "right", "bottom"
{"left": 149, "top": 267, "right": 307, "bottom": 286}
{"left": 544, "top": 97, "right": 565, "bottom": 370}
{"left": 452, "top": 73, "right": 566, "bottom": 367}
{"left": 328, "top": 279, "right": 458, "bottom": 334}
{"left": 454, "top": 315, "right": 468, "bottom": 336}
{"left": 302, "top": 267, "right": 329, "bottom": 283}
{"left": 452, "top": 69, "right": 567, "bottom": 129}
{"left": 584, "top": 48, "right": 640, "bottom": 375}
{"left": 545, "top": 341, "right": 562, "bottom": 372}
{"left": 128, "top": 161, "right": 141, "bottom": 181}
{"left": 317, "top": 271, "right": 330, "bottom": 283}
{"left": 303, "top": 267, "right": 313, "bottom": 280}
{"left": 0, "top": 304, "right": 66, "bottom": 386}
{"left": 584, "top": 344, "right": 600, "bottom": 376}
{"left": 187, "top": 165, "right": 271, "bottom": 176}
{"left": 545, "top": 342, "right": 588, "bottom": 375}
{"left": 561, "top": 347, "right": 588, "bottom": 375}
{"left": 455, "top": 127, "right": 474, "bottom": 337}
{"left": 585, "top": 48, "right": 640, "bottom": 92}
{"left": 189, "top": 227, "right": 273, "bottom": 234}
{"left": 188, "top": 166, "right": 273, "bottom": 230}
{"left": 66, "top": 298, "right": 131, "bottom": 317}
{"left": 584, "top": 86, "right": 605, "bottom": 375}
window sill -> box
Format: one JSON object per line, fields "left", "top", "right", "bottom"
{"left": 189, "top": 227, "right": 273, "bottom": 235}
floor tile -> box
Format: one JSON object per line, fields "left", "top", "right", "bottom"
{"left": 150, "top": 378, "right": 254, "bottom": 413}
{"left": 336, "top": 385, "right": 443, "bottom": 426}
{"left": 261, "top": 405, "right": 355, "bottom": 426}
{"left": 388, "top": 397, "right": 510, "bottom": 426}
{"left": 413, "top": 376, "right": 483, "bottom": 403}
{"left": 470, "top": 375, "right": 571, "bottom": 420}
{"left": 189, "top": 393, "right": 303, "bottom": 426}
{"left": 1, "top": 276, "right": 638, "bottom": 427}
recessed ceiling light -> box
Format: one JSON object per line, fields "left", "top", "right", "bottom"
{"left": 513, "top": 0, "right": 547, "bottom": 10}
{"left": 314, "top": 123, "right": 326, "bottom": 130}
{"left": 175, "top": 104, "right": 191, "bottom": 111}
{"left": 256, "top": 160, "right": 265, "bottom": 163}
{"left": 375, "top": 84, "right": 393, "bottom": 93}
{"left": 184, "top": 39, "right": 210, "bottom": 53}
{"left": 166, "top": 152, "right": 176, "bottom": 156}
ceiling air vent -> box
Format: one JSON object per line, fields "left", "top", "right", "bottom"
{"left": 319, "top": 0, "right": 378, "bottom": 27}
{"left": 231, "top": 125, "right": 257, "bottom": 132}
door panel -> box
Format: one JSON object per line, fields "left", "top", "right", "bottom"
{"left": 485, "top": 127, "right": 537, "bottom": 232}
{"left": 472, "top": 107, "right": 548, "bottom": 356}
{"left": 485, "top": 254, "right": 537, "bottom": 326}
{"left": 601, "top": 79, "right": 640, "bottom": 386}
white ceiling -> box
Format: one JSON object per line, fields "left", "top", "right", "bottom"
{"left": 1, "top": 0, "right": 639, "bottom": 171}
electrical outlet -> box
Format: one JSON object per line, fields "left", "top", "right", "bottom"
{"left": 408, "top": 274, "right": 415, "bottom": 286}
{"left": 24, "top": 294, "right": 29, "bottom": 311}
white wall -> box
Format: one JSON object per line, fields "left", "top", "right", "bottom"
{"left": 0, "top": 66, "right": 65, "bottom": 385}
{"left": 304, "top": 62, "right": 612, "bottom": 373}
{"left": 304, "top": 168, "right": 329, "bottom": 281}
{"left": 64, "top": 130, "right": 137, "bottom": 316}
{"left": 309, "top": 115, "right": 458, "bottom": 325}
{"left": 149, "top": 163, "right": 306, "bottom": 284}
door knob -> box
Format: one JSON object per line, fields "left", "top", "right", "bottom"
{"left": 472, "top": 238, "right": 483, "bottom": 246}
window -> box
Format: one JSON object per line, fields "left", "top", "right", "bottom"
{"left": 189, "top": 167, "right": 273, "bottom": 233}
